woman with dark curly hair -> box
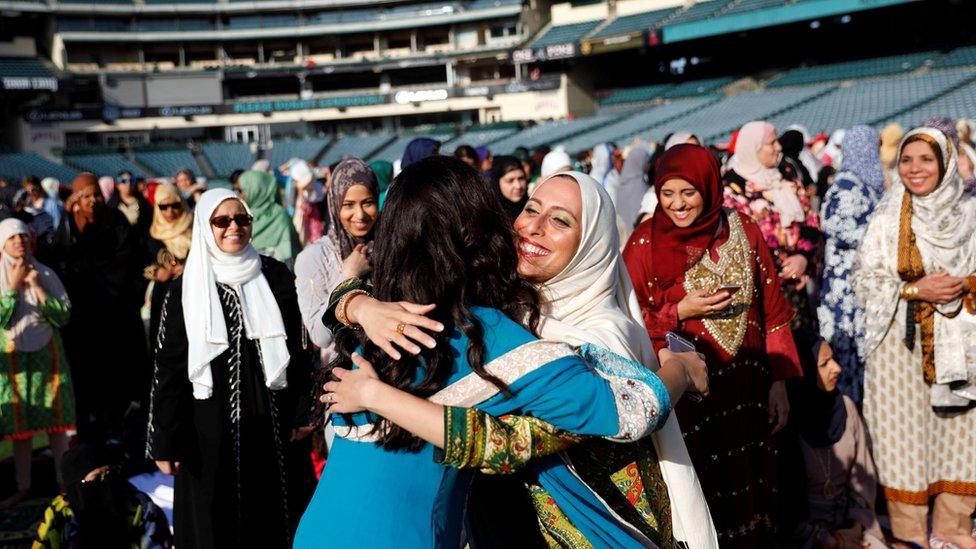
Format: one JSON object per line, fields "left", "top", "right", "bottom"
{"left": 294, "top": 156, "right": 671, "bottom": 548}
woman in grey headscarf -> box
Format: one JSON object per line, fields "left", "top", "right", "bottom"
{"left": 294, "top": 159, "right": 380, "bottom": 355}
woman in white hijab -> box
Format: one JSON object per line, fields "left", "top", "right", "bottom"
{"left": 0, "top": 219, "right": 74, "bottom": 509}
{"left": 146, "top": 188, "right": 314, "bottom": 549}
{"left": 853, "top": 127, "right": 976, "bottom": 548}
{"left": 324, "top": 172, "right": 717, "bottom": 548}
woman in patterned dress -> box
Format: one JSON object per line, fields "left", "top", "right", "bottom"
{"left": 147, "top": 189, "right": 314, "bottom": 548}
{"left": 323, "top": 170, "right": 717, "bottom": 548}
{"left": 0, "top": 218, "right": 74, "bottom": 509}
{"left": 723, "top": 121, "right": 821, "bottom": 335}
{"left": 853, "top": 127, "right": 976, "bottom": 548}
{"left": 624, "top": 144, "right": 802, "bottom": 547}
{"left": 817, "top": 125, "right": 886, "bottom": 405}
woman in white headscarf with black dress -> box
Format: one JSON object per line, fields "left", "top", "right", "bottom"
{"left": 147, "top": 188, "right": 314, "bottom": 548}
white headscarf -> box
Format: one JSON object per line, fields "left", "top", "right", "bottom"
{"left": 533, "top": 172, "right": 718, "bottom": 548}
{"left": 664, "top": 132, "right": 698, "bottom": 151}
{"left": 540, "top": 146, "right": 572, "bottom": 179}
{"left": 589, "top": 143, "right": 619, "bottom": 190}
{"left": 727, "top": 121, "right": 806, "bottom": 227}
{"left": 182, "top": 188, "right": 290, "bottom": 400}
{"left": 0, "top": 219, "right": 69, "bottom": 352}
{"left": 857, "top": 127, "right": 976, "bottom": 405}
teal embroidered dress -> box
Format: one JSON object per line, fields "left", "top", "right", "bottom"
{"left": 294, "top": 307, "right": 668, "bottom": 548}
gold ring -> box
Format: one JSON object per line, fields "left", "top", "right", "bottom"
{"left": 395, "top": 322, "right": 406, "bottom": 335}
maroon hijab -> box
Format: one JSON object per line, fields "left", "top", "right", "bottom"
{"left": 649, "top": 144, "right": 726, "bottom": 286}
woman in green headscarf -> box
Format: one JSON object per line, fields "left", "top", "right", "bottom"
{"left": 238, "top": 170, "right": 300, "bottom": 266}
{"left": 368, "top": 160, "right": 393, "bottom": 210}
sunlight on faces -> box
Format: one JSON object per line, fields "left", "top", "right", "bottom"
{"left": 3, "top": 233, "right": 29, "bottom": 259}
{"left": 899, "top": 140, "right": 942, "bottom": 197}
{"left": 158, "top": 200, "right": 183, "bottom": 222}
{"left": 757, "top": 131, "right": 782, "bottom": 168}
{"left": 499, "top": 168, "right": 528, "bottom": 204}
{"left": 339, "top": 185, "right": 379, "bottom": 238}
{"left": 815, "top": 342, "right": 842, "bottom": 393}
{"left": 175, "top": 172, "right": 194, "bottom": 191}
{"left": 76, "top": 186, "right": 101, "bottom": 215}
{"left": 514, "top": 176, "right": 582, "bottom": 283}
{"left": 210, "top": 198, "right": 252, "bottom": 254}
{"left": 659, "top": 178, "right": 704, "bottom": 228}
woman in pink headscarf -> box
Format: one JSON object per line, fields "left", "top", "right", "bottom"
{"left": 723, "top": 121, "right": 820, "bottom": 334}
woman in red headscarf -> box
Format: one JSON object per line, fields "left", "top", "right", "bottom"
{"left": 623, "top": 144, "right": 802, "bottom": 548}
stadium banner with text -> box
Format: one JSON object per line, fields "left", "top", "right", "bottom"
{"left": 23, "top": 77, "right": 561, "bottom": 122}
{"left": 510, "top": 42, "right": 578, "bottom": 64}
{"left": 580, "top": 32, "right": 646, "bottom": 56}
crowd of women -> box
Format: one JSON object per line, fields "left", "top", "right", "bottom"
{"left": 0, "top": 115, "right": 974, "bottom": 549}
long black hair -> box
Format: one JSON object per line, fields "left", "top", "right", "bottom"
{"left": 314, "top": 155, "right": 541, "bottom": 451}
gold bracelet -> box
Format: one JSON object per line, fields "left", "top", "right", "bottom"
{"left": 336, "top": 289, "right": 369, "bottom": 329}
{"left": 900, "top": 283, "right": 919, "bottom": 300}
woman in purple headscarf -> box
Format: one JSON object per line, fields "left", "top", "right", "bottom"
{"left": 400, "top": 138, "right": 440, "bottom": 170}
{"left": 816, "top": 125, "right": 886, "bottom": 405}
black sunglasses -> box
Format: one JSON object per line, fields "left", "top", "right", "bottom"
{"left": 158, "top": 202, "right": 182, "bottom": 212}
{"left": 210, "top": 214, "right": 253, "bottom": 229}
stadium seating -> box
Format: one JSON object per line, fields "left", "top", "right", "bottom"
{"left": 560, "top": 97, "right": 718, "bottom": 153}
{"left": 0, "top": 57, "right": 52, "bottom": 78}
{"left": 227, "top": 14, "right": 300, "bottom": 30}
{"left": 266, "top": 137, "right": 330, "bottom": 168}
{"left": 441, "top": 124, "right": 520, "bottom": 150}
{"left": 768, "top": 69, "right": 975, "bottom": 135}
{"left": 666, "top": 0, "right": 729, "bottom": 25}
{"left": 932, "top": 45, "right": 976, "bottom": 70}
{"left": 647, "top": 83, "right": 834, "bottom": 142}
{"left": 599, "top": 84, "right": 674, "bottom": 106}
{"left": 488, "top": 114, "right": 621, "bottom": 153}
{"left": 663, "top": 76, "right": 734, "bottom": 98}
{"left": 320, "top": 134, "right": 393, "bottom": 166}
{"left": 201, "top": 142, "right": 255, "bottom": 178}
{"left": 531, "top": 21, "right": 602, "bottom": 48}
{"left": 63, "top": 154, "right": 146, "bottom": 178}
{"left": 134, "top": 150, "right": 201, "bottom": 178}
{"left": 887, "top": 77, "right": 976, "bottom": 129}
{"left": 767, "top": 51, "right": 933, "bottom": 88}
{"left": 591, "top": 6, "right": 676, "bottom": 38}
{"left": 0, "top": 154, "right": 77, "bottom": 182}
{"left": 368, "top": 132, "right": 457, "bottom": 164}
{"left": 722, "top": 0, "right": 787, "bottom": 17}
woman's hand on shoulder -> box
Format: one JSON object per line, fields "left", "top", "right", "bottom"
{"left": 677, "top": 288, "right": 734, "bottom": 321}
{"left": 155, "top": 460, "right": 181, "bottom": 475}
{"left": 346, "top": 295, "right": 444, "bottom": 360}
{"left": 322, "top": 353, "right": 381, "bottom": 414}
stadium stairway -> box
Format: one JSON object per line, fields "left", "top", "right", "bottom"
{"left": 190, "top": 143, "right": 217, "bottom": 179}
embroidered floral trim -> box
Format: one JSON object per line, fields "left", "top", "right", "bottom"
{"left": 683, "top": 211, "right": 754, "bottom": 356}
{"left": 429, "top": 340, "right": 575, "bottom": 407}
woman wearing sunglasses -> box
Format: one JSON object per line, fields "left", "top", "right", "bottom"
{"left": 146, "top": 183, "right": 192, "bottom": 361}
{"left": 146, "top": 188, "right": 315, "bottom": 549}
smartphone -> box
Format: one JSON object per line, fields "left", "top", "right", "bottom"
{"left": 665, "top": 331, "right": 696, "bottom": 353}
{"left": 665, "top": 332, "right": 704, "bottom": 403}
{"left": 715, "top": 284, "right": 741, "bottom": 295}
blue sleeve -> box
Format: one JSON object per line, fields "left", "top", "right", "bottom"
{"left": 477, "top": 354, "right": 619, "bottom": 437}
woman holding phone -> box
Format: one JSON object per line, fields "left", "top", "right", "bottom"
{"left": 623, "top": 144, "right": 802, "bottom": 548}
